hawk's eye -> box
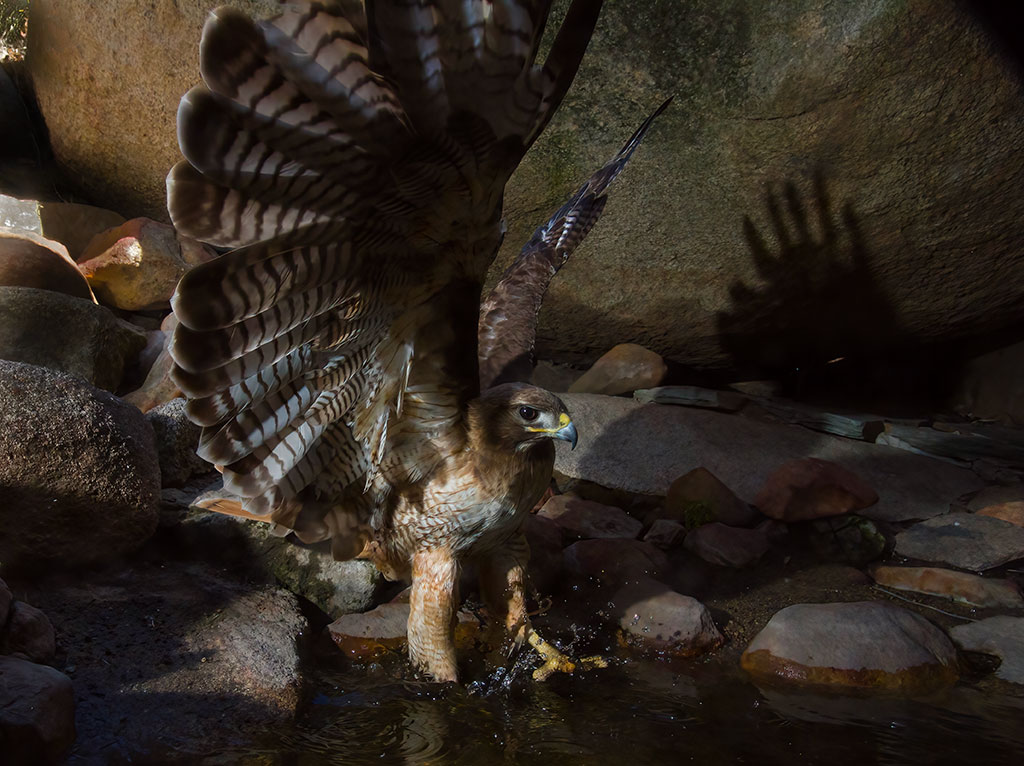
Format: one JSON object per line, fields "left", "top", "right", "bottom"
{"left": 518, "top": 406, "right": 539, "bottom": 422}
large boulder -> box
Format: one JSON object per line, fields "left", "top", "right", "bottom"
{"left": 495, "top": 1, "right": 1024, "bottom": 370}
{"left": 25, "top": 2, "right": 1024, "bottom": 371}
{"left": 0, "top": 286, "right": 147, "bottom": 391}
{"left": 0, "top": 656, "right": 75, "bottom": 764}
{"left": 0, "top": 361, "right": 160, "bottom": 567}
{"left": 25, "top": 0, "right": 281, "bottom": 220}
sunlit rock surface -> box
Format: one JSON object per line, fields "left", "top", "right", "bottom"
{"left": 568, "top": 343, "right": 666, "bottom": 396}
{"left": 741, "top": 601, "right": 959, "bottom": 694}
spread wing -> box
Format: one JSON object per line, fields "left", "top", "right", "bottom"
{"left": 167, "top": 1, "right": 603, "bottom": 542}
{"left": 478, "top": 97, "right": 671, "bottom": 389}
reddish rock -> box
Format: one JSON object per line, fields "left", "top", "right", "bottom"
{"left": 976, "top": 501, "right": 1024, "bottom": 528}
{"left": 77, "top": 218, "right": 215, "bottom": 310}
{"left": 563, "top": 538, "right": 669, "bottom": 584}
{"left": 0, "top": 228, "right": 95, "bottom": 300}
{"left": 568, "top": 343, "right": 667, "bottom": 396}
{"left": 643, "top": 519, "right": 687, "bottom": 550}
{"left": 871, "top": 565, "right": 1023, "bottom": 609}
{"left": 538, "top": 494, "right": 642, "bottom": 541}
{"left": 1, "top": 601, "right": 57, "bottom": 664}
{"left": 741, "top": 601, "right": 958, "bottom": 694}
{"left": 659, "top": 467, "right": 758, "bottom": 528}
{"left": 684, "top": 522, "right": 769, "bottom": 568}
{"left": 755, "top": 458, "right": 878, "bottom": 521}
{"left": 611, "top": 577, "right": 723, "bottom": 657}
{"left": 0, "top": 655, "right": 75, "bottom": 763}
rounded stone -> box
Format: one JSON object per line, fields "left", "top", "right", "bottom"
{"left": 0, "top": 360, "right": 160, "bottom": 568}
{"left": 741, "top": 601, "right": 959, "bottom": 694}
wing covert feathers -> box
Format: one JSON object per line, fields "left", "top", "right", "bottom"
{"left": 168, "top": 1, "right": 604, "bottom": 531}
{"left": 478, "top": 97, "right": 671, "bottom": 389}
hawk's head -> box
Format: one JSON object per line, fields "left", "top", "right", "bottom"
{"left": 471, "top": 383, "right": 577, "bottom": 453}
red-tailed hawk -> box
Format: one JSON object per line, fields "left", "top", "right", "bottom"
{"left": 168, "top": 0, "right": 664, "bottom": 682}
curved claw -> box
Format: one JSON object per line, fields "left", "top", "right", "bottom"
{"left": 527, "top": 630, "right": 609, "bottom": 682}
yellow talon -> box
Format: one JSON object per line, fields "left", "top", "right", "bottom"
{"left": 526, "top": 631, "right": 609, "bottom": 681}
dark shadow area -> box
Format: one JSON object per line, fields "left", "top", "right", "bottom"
{"left": 960, "top": 0, "right": 1024, "bottom": 77}
{"left": 3, "top": 502, "right": 316, "bottom": 764}
{"left": 716, "top": 173, "right": 964, "bottom": 416}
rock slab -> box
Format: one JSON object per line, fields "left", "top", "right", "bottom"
{"left": 894, "top": 513, "right": 1024, "bottom": 572}
{"left": 555, "top": 394, "right": 980, "bottom": 522}
{"left": 950, "top": 616, "right": 1024, "bottom": 685}
{"left": 872, "top": 566, "right": 1023, "bottom": 609}
{"left": 741, "top": 601, "right": 959, "bottom": 694}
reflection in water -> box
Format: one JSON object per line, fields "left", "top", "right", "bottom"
{"left": 203, "top": 655, "right": 1024, "bottom": 766}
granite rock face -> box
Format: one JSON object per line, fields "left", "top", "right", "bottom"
{"left": 496, "top": 0, "right": 1024, "bottom": 370}
{"left": 0, "top": 361, "right": 160, "bottom": 567}
{"left": 26, "top": 2, "right": 1024, "bottom": 371}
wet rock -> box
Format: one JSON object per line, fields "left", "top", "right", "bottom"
{"left": 660, "top": 466, "right": 758, "bottom": 528}
{"left": 0, "top": 655, "right": 75, "bottom": 764}
{"left": 643, "top": 519, "right": 687, "bottom": 550}
{"left": 684, "top": 522, "right": 768, "bottom": 568}
{"left": 77, "top": 217, "right": 214, "bottom": 311}
{"left": 755, "top": 458, "right": 878, "bottom": 522}
{"left": 522, "top": 514, "right": 564, "bottom": 596}
{"left": 568, "top": 343, "right": 667, "bottom": 396}
{"left": 1, "top": 601, "right": 57, "bottom": 664}
{"left": 124, "top": 312, "right": 181, "bottom": 412}
{"left": 0, "top": 286, "right": 147, "bottom": 391}
{"left": 741, "top": 601, "right": 958, "bottom": 694}
{"left": 554, "top": 394, "right": 980, "bottom": 523}
{"left": 976, "top": 501, "right": 1024, "bottom": 528}
{"left": 950, "top": 616, "right": 1024, "bottom": 685}
{"left": 809, "top": 515, "right": 887, "bottom": 567}
{"left": 147, "top": 397, "right": 208, "bottom": 488}
{"left": 328, "top": 602, "right": 483, "bottom": 661}
{"left": 538, "top": 494, "right": 642, "bottom": 541}
{"left": 894, "top": 512, "right": 1024, "bottom": 572}
{"left": 0, "top": 193, "right": 43, "bottom": 233}
{"left": 611, "top": 577, "right": 722, "bottom": 658}
{"left": 563, "top": 538, "right": 669, "bottom": 584}
{"left": 871, "top": 566, "right": 1023, "bottom": 609}
{"left": 0, "top": 228, "right": 94, "bottom": 299}
{"left": 0, "top": 361, "right": 160, "bottom": 568}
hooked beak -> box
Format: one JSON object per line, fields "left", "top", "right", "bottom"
{"left": 553, "top": 419, "right": 578, "bottom": 450}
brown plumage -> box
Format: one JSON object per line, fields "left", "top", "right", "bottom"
{"left": 168, "top": 0, "right": 662, "bottom": 682}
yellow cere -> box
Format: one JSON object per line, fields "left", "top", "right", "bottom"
{"left": 526, "top": 412, "right": 572, "bottom": 433}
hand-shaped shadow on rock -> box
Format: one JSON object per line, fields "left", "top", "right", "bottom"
{"left": 716, "top": 174, "right": 912, "bottom": 406}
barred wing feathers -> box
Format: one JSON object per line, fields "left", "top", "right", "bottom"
{"left": 168, "top": 1, "right": 603, "bottom": 530}
{"left": 478, "top": 96, "right": 671, "bottom": 389}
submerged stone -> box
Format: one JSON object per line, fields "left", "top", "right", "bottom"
{"left": 741, "top": 601, "right": 958, "bottom": 694}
